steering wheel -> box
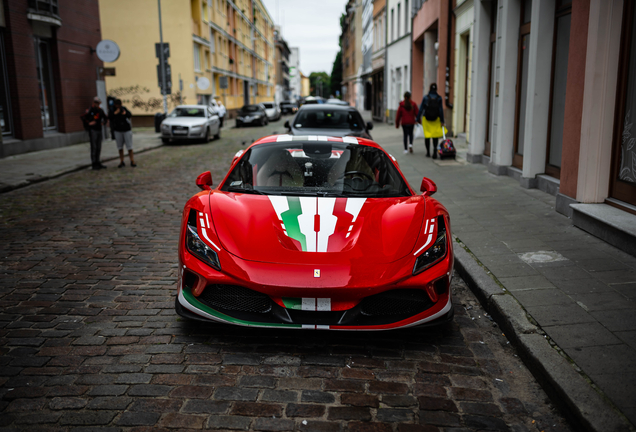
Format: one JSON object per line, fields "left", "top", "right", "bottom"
{"left": 343, "top": 171, "right": 374, "bottom": 182}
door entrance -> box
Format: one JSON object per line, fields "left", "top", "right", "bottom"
{"left": 484, "top": 1, "right": 498, "bottom": 157}
{"left": 609, "top": 0, "right": 636, "bottom": 207}
{"left": 243, "top": 80, "right": 250, "bottom": 106}
{"left": 512, "top": 0, "right": 532, "bottom": 169}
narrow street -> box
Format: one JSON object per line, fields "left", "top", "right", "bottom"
{"left": 0, "top": 121, "right": 572, "bottom": 431}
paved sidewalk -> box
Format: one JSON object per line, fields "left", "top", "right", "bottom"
{"left": 0, "top": 129, "right": 164, "bottom": 193}
{"left": 374, "top": 123, "right": 636, "bottom": 430}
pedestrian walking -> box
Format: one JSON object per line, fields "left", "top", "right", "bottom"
{"left": 417, "top": 83, "right": 446, "bottom": 159}
{"left": 109, "top": 99, "right": 136, "bottom": 168}
{"left": 81, "top": 97, "right": 108, "bottom": 170}
{"left": 395, "top": 91, "right": 419, "bottom": 154}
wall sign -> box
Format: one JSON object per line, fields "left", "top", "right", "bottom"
{"left": 96, "top": 40, "right": 120, "bottom": 63}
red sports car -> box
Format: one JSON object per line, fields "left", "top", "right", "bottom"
{"left": 176, "top": 135, "right": 454, "bottom": 330}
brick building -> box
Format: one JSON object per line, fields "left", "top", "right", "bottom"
{"left": 1, "top": 0, "right": 104, "bottom": 157}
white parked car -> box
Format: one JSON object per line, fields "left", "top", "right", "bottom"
{"left": 161, "top": 105, "right": 220, "bottom": 143}
{"left": 261, "top": 102, "right": 281, "bottom": 121}
{"left": 209, "top": 99, "right": 226, "bottom": 126}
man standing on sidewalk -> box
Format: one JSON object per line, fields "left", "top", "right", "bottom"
{"left": 82, "top": 97, "right": 108, "bottom": 170}
{"left": 109, "top": 99, "right": 136, "bottom": 168}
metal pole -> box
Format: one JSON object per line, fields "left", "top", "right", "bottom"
{"left": 158, "top": 0, "right": 168, "bottom": 114}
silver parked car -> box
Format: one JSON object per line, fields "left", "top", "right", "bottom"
{"left": 161, "top": 105, "right": 221, "bottom": 143}
{"left": 261, "top": 102, "right": 281, "bottom": 121}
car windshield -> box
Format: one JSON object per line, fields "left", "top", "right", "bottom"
{"left": 170, "top": 107, "right": 205, "bottom": 117}
{"left": 240, "top": 105, "right": 261, "bottom": 113}
{"left": 294, "top": 109, "right": 365, "bottom": 130}
{"left": 221, "top": 142, "right": 410, "bottom": 198}
{"left": 262, "top": 103, "right": 274, "bottom": 109}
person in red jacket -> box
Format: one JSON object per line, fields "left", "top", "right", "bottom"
{"left": 395, "top": 92, "right": 418, "bottom": 154}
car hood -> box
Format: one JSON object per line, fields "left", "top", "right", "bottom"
{"left": 208, "top": 192, "right": 425, "bottom": 265}
{"left": 162, "top": 117, "right": 208, "bottom": 126}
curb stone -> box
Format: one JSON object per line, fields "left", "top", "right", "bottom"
{"left": 0, "top": 141, "right": 164, "bottom": 194}
{"left": 453, "top": 242, "right": 634, "bottom": 432}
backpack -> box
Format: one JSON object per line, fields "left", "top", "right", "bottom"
{"left": 424, "top": 96, "right": 440, "bottom": 121}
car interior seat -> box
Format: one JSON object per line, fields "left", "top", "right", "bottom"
{"left": 256, "top": 149, "right": 304, "bottom": 187}
{"left": 327, "top": 148, "right": 376, "bottom": 185}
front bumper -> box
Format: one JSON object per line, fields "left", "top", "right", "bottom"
{"left": 161, "top": 126, "right": 207, "bottom": 139}
{"left": 176, "top": 251, "right": 454, "bottom": 331}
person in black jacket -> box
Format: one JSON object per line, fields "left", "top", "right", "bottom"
{"left": 82, "top": 97, "right": 108, "bottom": 170}
{"left": 109, "top": 99, "right": 136, "bottom": 168}
{"left": 417, "top": 83, "right": 445, "bottom": 159}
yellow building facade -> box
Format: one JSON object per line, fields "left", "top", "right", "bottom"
{"left": 99, "top": 0, "right": 275, "bottom": 123}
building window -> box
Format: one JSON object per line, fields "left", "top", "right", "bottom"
{"left": 202, "top": 0, "right": 208, "bottom": 21}
{"left": 193, "top": 43, "right": 201, "bottom": 71}
{"left": 405, "top": 0, "right": 409, "bottom": 33}
{"left": 397, "top": 3, "right": 401, "bottom": 39}
{"left": 205, "top": 50, "right": 210, "bottom": 69}
{"left": 34, "top": 37, "right": 56, "bottom": 131}
{"left": 391, "top": 8, "right": 394, "bottom": 42}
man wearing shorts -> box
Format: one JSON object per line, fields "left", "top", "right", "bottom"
{"left": 109, "top": 99, "right": 136, "bottom": 168}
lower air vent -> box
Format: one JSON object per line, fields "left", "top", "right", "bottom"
{"left": 359, "top": 289, "right": 434, "bottom": 317}
{"left": 198, "top": 285, "right": 272, "bottom": 314}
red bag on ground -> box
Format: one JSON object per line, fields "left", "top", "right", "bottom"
{"left": 437, "top": 129, "right": 456, "bottom": 160}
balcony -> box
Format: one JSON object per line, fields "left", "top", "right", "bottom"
{"left": 27, "top": 0, "right": 62, "bottom": 26}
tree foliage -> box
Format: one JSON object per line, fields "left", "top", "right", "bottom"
{"left": 309, "top": 72, "right": 330, "bottom": 97}
{"left": 330, "top": 50, "right": 343, "bottom": 98}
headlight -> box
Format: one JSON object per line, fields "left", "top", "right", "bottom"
{"left": 191, "top": 125, "right": 203, "bottom": 132}
{"left": 413, "top": 216, "right": 447, "bottom": 275}
{"left": 161, "top": 124, "right": 170, "bottom": 131}
{"left": 186, "top": 213, "right": 221, "bottom": 270}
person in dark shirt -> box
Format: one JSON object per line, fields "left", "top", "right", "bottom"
{"left": 82, "top": 97, "right": 108, "bottom": 170}
{"left": 108, "top": 99, "right": 136, "bottom": 168}
{"left": 417, "top": 83, "right": 445, "bottom": 159}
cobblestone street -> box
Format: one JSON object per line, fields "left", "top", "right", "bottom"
{"left": 0, "top": 121, "right": 572, "bottom": 431}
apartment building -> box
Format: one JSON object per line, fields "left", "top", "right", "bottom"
{"left": 341, "top": 0, "right": 363, "bottom": 108}
{"left": 99, "top": 0, "right": 275, "bottom": 124}
{"left": 371, "top": 0, "right": 386, "bottom": 121}
{"left": 274, "top": 26, "right": 290, "bottom": 103}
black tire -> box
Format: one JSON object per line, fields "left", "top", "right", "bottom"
{"left": 214, "top": 128, "right": 221, "bottom": 140}
{"left": 203, "top": 129, "right": 210, "bottom": 143}
{"left": 161, "top": 138, "right": 170, "bottom": 144}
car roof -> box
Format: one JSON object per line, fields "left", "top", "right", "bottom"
{"left": 297, "top": 104, "right": 356, "bottom": 112}
{"left": 175, "top": 105, "right": 207, "bottom": 109}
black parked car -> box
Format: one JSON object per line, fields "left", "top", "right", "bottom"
{"left": 280, "top": 101, "right": 298, "bottom": 115}
{"left": 236, "top": 104, "right": 268, "bottom": 127}
{"left": 284, "top": 104, "right": 373, "bottom": 140}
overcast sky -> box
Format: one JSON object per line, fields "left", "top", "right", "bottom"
{"left": 261, "top": 0, "right": 344, "bottom": 75}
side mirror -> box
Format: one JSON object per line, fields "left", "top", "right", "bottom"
{"left": 366, "top": 121, "right": 374, "bottom": 131}
{"left": 420, "top": 177, "right": 437, "bottom": 196}
{"left": 284, "top": 120, "right": 290, "bottom": 130}
{"left": 196, "top": 171, "right": 213, "bottom": 191}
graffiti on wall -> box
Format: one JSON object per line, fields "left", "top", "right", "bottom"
{"left": 107, "top": 86, "right": 186, "bottom": 112}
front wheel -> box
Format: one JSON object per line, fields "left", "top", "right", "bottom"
{"left": 214, "top": 127, "right": 221, "bottom": 140}
{"left": 161, "top": 138, "right": 170, "bottom": 144}
{"left": 203, "top": 129, "right": 210, "bottom": 143}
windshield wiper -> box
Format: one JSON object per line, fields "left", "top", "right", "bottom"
{"left": 225, "top": 187, "right": 265, "bottom": 195}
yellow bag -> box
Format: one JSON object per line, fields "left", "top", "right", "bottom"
{"left": 422, "top": 118, "right": 447, "bottom": 139}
